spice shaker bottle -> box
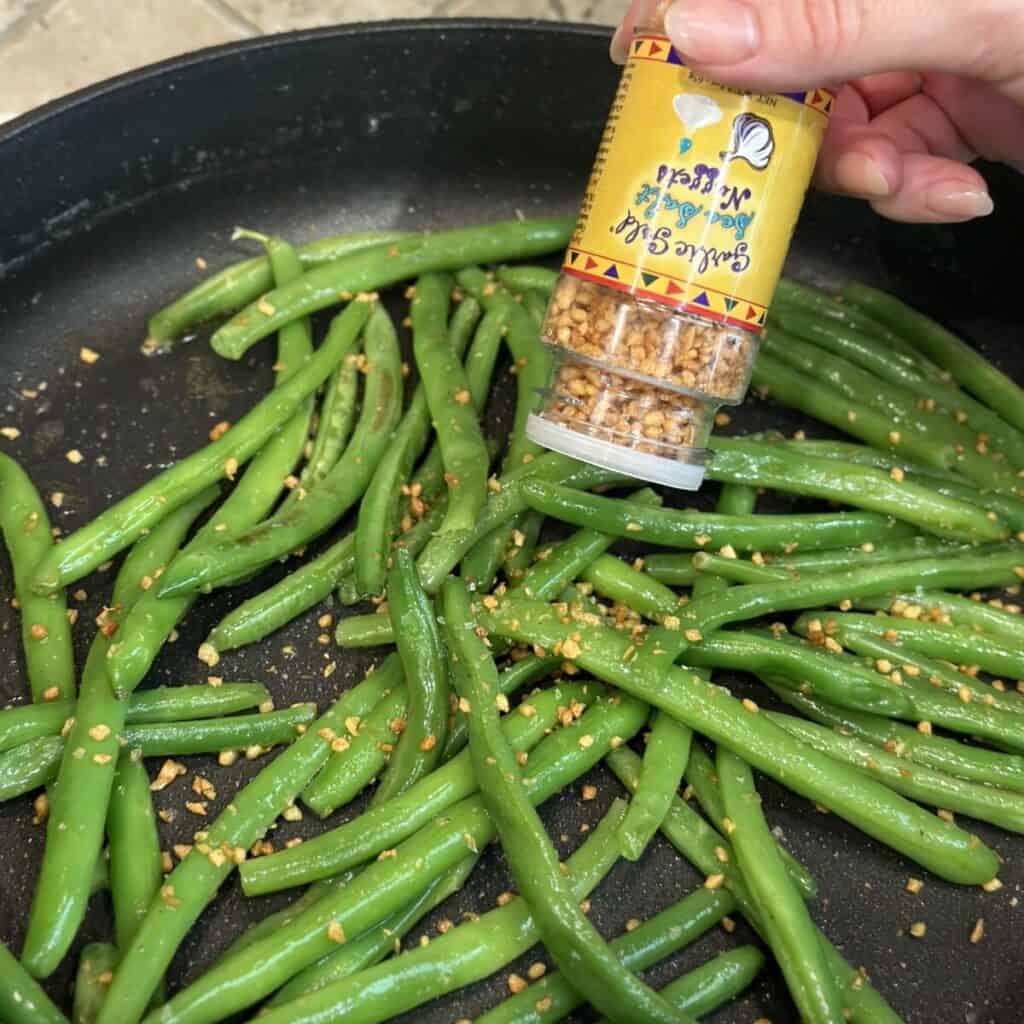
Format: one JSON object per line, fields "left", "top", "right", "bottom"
{"left": 526, "top": 8, "right": 834, "bottom": 488}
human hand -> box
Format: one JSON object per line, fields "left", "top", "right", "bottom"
{"left": 612, "top": 0, "right": 1024, "bottom": 223}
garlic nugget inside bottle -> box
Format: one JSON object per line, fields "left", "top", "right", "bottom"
{"left": 528, "top": 9, "right": 833, "bottom": 488}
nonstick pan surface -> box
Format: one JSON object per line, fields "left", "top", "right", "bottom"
{"left": 1, "top": 19, "right": 1022, "bottom": 1023}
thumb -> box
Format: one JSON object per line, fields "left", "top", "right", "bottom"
{"left": 662, "top": 0, "right": 1023, "bottom": 92}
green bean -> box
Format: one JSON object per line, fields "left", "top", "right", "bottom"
{"left": 252, "top": 800, "right": 629, "bottom": 1024}
{"left": 206, "top": 534, "right": 354, "bottom": 654}
{"left": 684, "top": 629, "right": 912, "bottom": 716}
{"left": 522, "top": 479, "right": 916, "bottom": 553}
{"left": 293, "top": 351, "right": 360, "bottom": 496}
{"left": 715, "top": 482, "right": 757, "bottom": 515}
{"left": 210, "top": 496, "right": 448, "bottom": 653}
{"left": 127, "top": 682, "right": 271, "bottom": 722}
{"left": 769, "top": 439, "right": 1024, "bottom": 527}
{"left": 243, "top": 681, "right": 599, "bottom": 894}
{"left": 0, "top": 941, "right": 66, "bottom": 1023}
{"left": 32, "top": 304, "right": 368, "bottom": 598}
{"left": 813, "top": 610, "right": 1024, "bottom": 680}
{"left": 146, "top": 694, "right": 647, "bottom": 1024}
{"left": 610, "top": 483, "right": 732, "bottom": 861}
{"left": 765, "top": 683, "right": 1024, "bottom": 793}
{"left": 691, "top": 551, "right": 783, "bottom": 585}
{"left": 371, "top": 546, "right": 449, "bottom": 804}
{"left": 766, "top": 438, "right": 966, "bottom": 484}
{"left": 844, "top": 282, "right": 1024, "bottom": 434}
{"left": 773, "top": 278, "right": 944, "bottom": 374}
{"left": 0, "top": 683, "right": 273, "bottom": 751}
{"left": 481, "top": 595, "right": 1000, "bottom": 884}
{"left": 607, "top": 747, "right": 903, "bottom": 1024}
{"left": 22, "top": 486, "right": 217, "bottom": 978}
{"left": 522, "top": 289, "right": 550, "bottom": 326}
{"left": 417, "top": 452, "right": 629, "bottom": 593}
{"left": 0, "top": 735, "right": 63, "bottom": 800}
{"left": 300, "top": 685, "right": 406, "bottom": 817}
{"left": 457, "top": 268, "right": 549, "bottom": 471}
{"left": 1, "top": 708, "right": 317, "bottom": 797}
{"left": 442, "top": 654, "right": 563, "bottom": 760}
{"left": 0, "top": 700, "right": 70, "bottom": 753}
{"left": 405, "top": 273, "right": 489, "bottom": 558}
{"left": 91, "top": 853, "right": 110, "bottom": 897}
{"left": 774, "top": 711, "right": 1024, "bottom": 831}
{"left": 457, "top": 270, "right": 551, "bottom": 587}
{"left": 762, "top": 329, "right": 1000, "bottom": 466}
{"left": 157, "top": 304, "right": 402, "bottom": 598}
{"left": 461, "top": 517, "right": 518, "bottom": 593}
{"left": 0, "top": 454, "right": 75, "bottom": 701}
{"left": 108, "top": 233, "right": 316, "bottom": 695}
{"left": 332, "top": 615, "right": 393, "bottom": 648}
{"left": 128, "top": 706, "right": 315, "bottom": 756}
{"left": 310, "top": 656, "right": 554, "bottom": 817}
{"left": 767, "top": 536, "right": 966, "bottom": 574}
{"left": 231, "top": 229, "right": 315, "bottom": 374}
{"left": 266, "top": 855, "right": 479, "bottom": 1007}
{"left": 354, "top": 295, "right": 482, "bottom": 596}
{"left": 515, "top": 489, "right": 661, "bottom": 600}
{"left": 477, "top": 887, "right": 736, "bottom": 1024}
{"left": 215, "top": 873, "right": 357, "bottom": 966}
{"left": 792, "top": 613, "right": 1024, "bottom": 719}
{"left": 706, "top": 437, "right": 1005, "bottom": 542}
{"left": 777, "top": 625, "right": 1024, "bottom": 753}
{"left": 615, "top": 709, "right": 691, "bottom": 862}
{"left": 606, "top": 948, "right": 766, "bottom": 1023}
{"left": 639, "top": 556, "right": 700, "bottom": 587}
{"left": 580, "top": 554, "right": 683, "bottom": 621}
{"left": 612, "top": 485, "right": 741, "bottom": 862}
{"left": 459, "top": 296, "right": 502, "bottom": 403}
{"left": 93, "top": 659, "right": 400, "bottom": 1024}
{"left": 771, "top": 307, "right": 1024, "bottom": 468}
{"left": 108, "top": 751, "right": 163, "bottom": 952}
{"left": 716, "top": 746, "right": 845, "bottom": 1023}
{"left": 683, "top": 543, "right": 1024, "bottom": 636}
{"left": 496, "top": 264, "right": 559, "bottom": 293}
{"left": 857, "top": 589, "right": 1024, "bottom": 647}
{"left": 210, "top": 218, "right": 573, "bottom": 358}
{"left": 335, "top": 574, "right": 364, "bottom": 606}
{"left": 443, "top": 577, "right": 693, "bottom": 1024}
{"left": 502, "top": 510, "right": 546, "bottom": 582}
{"left": 147, "top": 230, "right": 410, "bottom": 342}
{"left": 750, "top": 352, "right": 1015, "bottom": 490}
{"left": 410, "top": 440, "right": 448, "bottom": 496}
{"left": 684, "top": 743, "right": 817, "bottom": 900}
{"left": 71, "top": 942, "right": 117, "bottom": 1024}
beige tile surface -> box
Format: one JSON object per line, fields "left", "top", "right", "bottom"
{"left": 228, "top": 0, "right": 621, "bottom": 33}
{"left": 0, "top": 0, "right": 252, "bottom": 119}
{"left": 0, "top": 0, "right": 30, "bottom": 34}
{"left": 439, "top": 0, "right": 622, "bottom": 22}
{"left": 0, "top": 0, "right": 623, "bottom": 121}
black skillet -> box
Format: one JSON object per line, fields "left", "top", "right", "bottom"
{"left": 1, "top": 19, "right": 1022, "bottom": 1023}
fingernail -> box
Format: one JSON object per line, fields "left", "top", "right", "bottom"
{"left": 926, "top": 185, "right": 995, "bottom": 221}
{"left": 834, "top": 152, "right": 893, "bottom": 200}
{"left": 664, "top": 0, "right": 760, "bottom": 65}
{"left": 610, "top": 23, "right": 630, "bottom": 64}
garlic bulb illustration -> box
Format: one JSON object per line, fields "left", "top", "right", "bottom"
{"left": 721, "top": 113, "right": 775, "bottom": 170}
{"left": 672, "top": 93, "right": 722, "bottom": 134}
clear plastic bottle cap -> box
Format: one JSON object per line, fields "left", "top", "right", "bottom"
{"left": 527, "top": 413, "right": 707, "bottom": 491}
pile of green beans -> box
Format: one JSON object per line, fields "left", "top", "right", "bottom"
{"left": 8, "top": 220, "right": 1024, "bottom": 1024}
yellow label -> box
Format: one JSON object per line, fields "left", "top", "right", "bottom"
{"left": 566, "top": 35, "right": 832, "bottom": 333}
